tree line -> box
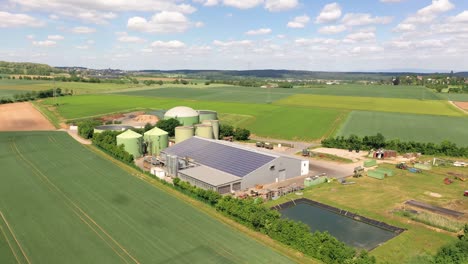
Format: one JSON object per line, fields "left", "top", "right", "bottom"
{"left": 219, "top": 124, "right": 250, "bottom": 140}
{"left": 92, "top": 131, "right": 134, "bottom": 164}
{"left": 0, "top": 88, "right": 69, "bottom": 105}
{"left": 321, "top": 134, "right": 468, "bottom": 157}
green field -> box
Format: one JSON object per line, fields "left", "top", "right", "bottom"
{"left": 41, "top": 95, "right": 342, "bottom": 140}
{"left": 436, "top": 93, "right": 468, "bottom": 102}
{"left": 0, "top": 131, "right": 294, "bottom": 263}
{"left": 336, "top": 111, "right": 468, "bottom": 146}
{"left": 276, "top": 94, "right": 465, "bottom": 116}
{"left": 118, "top": 84, "right": 442, "bottom": 101}
{"left": 268, "top": 163, "right": 467, "bottom": 263}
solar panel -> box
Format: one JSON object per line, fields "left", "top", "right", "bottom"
{"left": 164, "top": 137, "right": 276, "bottom": 177}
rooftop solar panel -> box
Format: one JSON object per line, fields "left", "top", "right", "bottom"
{"left": 164, "top": 137, "right": 276, "bottom": 177}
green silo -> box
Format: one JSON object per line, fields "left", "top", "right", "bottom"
{"left": 144, "top": 127, "right": 169, "bottom": 155}
{"left": 164, "top": 106, "right": 199, "bottom": 126}
{"left": 198, "top": 110, "right": 218, "bottom": 122}
{"left": 116, "top": 130, "right": 143, "bottom": 159}
{"left": 175, "top": 126, "right": 195, "bottom": 144}
{"left": 195, "top": 124, "right": 214, "bottom": 140}
{"left": 202, "top": 120, "right": 219, "bottom": 140}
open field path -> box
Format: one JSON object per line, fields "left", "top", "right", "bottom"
{"left": 0, "top": 102, "right": 55, "bottom": 131}
{"left": 449, "top": 100, "right": 468, "bottom": 113}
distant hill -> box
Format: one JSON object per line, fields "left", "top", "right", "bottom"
{"left": 0, "top": 61, "right": 63, "bottom": 76}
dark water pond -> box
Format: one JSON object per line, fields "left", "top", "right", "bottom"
{"left": 280, "top": 202, "right": 397, "bottom": 250}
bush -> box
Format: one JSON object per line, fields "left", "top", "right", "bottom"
{"left": 234, "top": 128, "right": 250, "bottom": 141}
{"left": 219, "top": 124, "right": 234, "bottom": 138}
{"left": 156, "top": 118, "right": 180, "bottom": 137}
{"left": 78, "top": 119, "right": 101, "bottom": 139}
{"left": 92, "top": 131, "right": 134, "bottom": 164}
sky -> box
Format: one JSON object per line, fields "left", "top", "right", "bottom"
{"left": 1, "top": 0, "right": 468, "bottom": 71}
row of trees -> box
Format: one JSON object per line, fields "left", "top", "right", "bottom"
{"left": 172, "top": 178, "right": 375, "bottom": 264}
{"left": 219, "top": 124, "right": 251, "bottom": 140}
{"left": 322, "top": 134, "right": 468, "bottom": 157}
{"left": 0, "top": 88, "right": 68, "bottom": 105}
{"left": 92, "top": 131, "right": 134, "bottom": 164}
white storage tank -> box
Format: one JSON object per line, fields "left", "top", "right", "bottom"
{"left": 150, "top": 167, "right": 166, "bottom": 180}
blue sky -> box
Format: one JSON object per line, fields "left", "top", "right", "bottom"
{"left": 1, "top": 0, "right": 468, "bottom": 71}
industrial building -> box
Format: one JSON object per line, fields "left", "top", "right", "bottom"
{"left": 161, "top": 137, "right": 309, "bottom": 194}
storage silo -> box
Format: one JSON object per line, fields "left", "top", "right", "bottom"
{"left": 198, "top": 110, "right": 218, "bottom": 122}
{"left": 202, "top": 120, "right": 219, "bottom": 140}
{"left": 175, "top": 126, "right": 195, "bottom": 144}
{"left": 143, "top": 127, "right": 169, "bottom": 155}
{"left": 164, "top": 106, "right": 199, "bottom": 126}
{"left": 195, "top": 124, "right": 214, "bottom": 140}
{"left": 116, "top": 130, "right": 143, "bottom": 159}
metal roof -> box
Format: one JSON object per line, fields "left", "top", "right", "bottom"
{"left": 163, "top": 137, "right": 276, "bottom": 177}
{"left": 179, "top": 165, "right": 241, "bottom": 187}
{"left": 116, "top": 130, "right": 142, "bottom": 139}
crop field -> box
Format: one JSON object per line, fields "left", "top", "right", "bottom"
{"left": 436, "top": 93, "right": 468, "bottom": 102}
{"left": 117, "top": 84, "right": 441, "bottom": 103}
{"left": 336, "top": 111, "right": 468, "bottom": 146}
{"left": 41, "top": 95, "right": 343, "bottom": 140}
{"left": 268, "top": 163, "right": 467, "bottom": 263}
{"left": 0, "top": 79, "right": 140, "bottom": 95}
{"left": 0, "top": 89, "right": 22, "bottom": 99}
{"left": 276, "top": 94, "right": 465, "bottom": 116}
{"left": 0, "top": 131, "right": 294, "bottom": 264}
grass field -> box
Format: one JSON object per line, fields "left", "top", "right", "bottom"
{"left": 0, "top": 89, "right": 22, "bottom": 99}
{"left": 267, "top": 163, "right": 467, "bottom": 263}
{"left": 436, "top": 93, "right": 468, "bottom": 102}
{"left": 0, "top": 131, "right": 295, "bottom": 264}
{"left": 118, "top": 84, "right": 442, "bottom": 102}
{"left": 40, "top": 95, "right": 343, "bottom": 141}
{"left": 336, "top": 111, "right": 468, "bottom": 146}
{"left": 276, "top": 94, "right": 465, "bottom": 116}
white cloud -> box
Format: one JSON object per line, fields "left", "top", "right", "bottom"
{"left": 316, "top": 3, "right": 342, "bottom": 24}
{"left": 75, "top": 45, "right": 89, "bottom": 49}
{"left": 448, "top": 11, "right": 468, "bottom": 23}
{"left": 277, "top": 34, "right": 286, "bottom": 39}
{"left": 344, "top": 31, "right": 376, "bottom": 43}
{"left": 194, "top": 0, "right": 219, "bottom": 6}
{"left": 75, "top": 11, "right": 117, "bottom": 24}
{"left": 418, "top": 0, "right": 454, "bottom": 16}
{"left": 295, "top": 38, "right": 340, "bottom": 46}
{"left": 394, "top": 0, "right": 454, "bottom": 32}
{"left": 265, "top": 0, "right": 298, "bottom": 12}
{"left": 72, "top": 26, "right": 96, "bottom": 34}
{"left": 87, "top": 40, "right": 95, "bottom": 45}
{"left": 32, "top": 40, "right": 57, "bottom": 47}
{"left": 223, "top": 0, "right": 263, "bottom": 9}
{"left": 48, "top": 35, "right": 64, "bottom": 40}
{"left": 393, "top": 23, "right": 416, "bottom": 32}
{"left": 352, "top": 46, "right": 384, "bottom": 53}
{"left": 213, "top": 40, "right": 252, "bottom": 47}
{"left": 0, "top": 11, "right": 45, "bottom": 28}
{"left": 116, "top": 32, "right": 146, "bottom": 43}
{"left": 342, "top": 13, "right": 393, "bottom": 27}
{"left": 287, "top": 15, "right": 310, "bottom": 28}
{"left": 26, "top": 34, "right": 35, "bottom": 40}
{"left": 49, "top": 14, "right": 59, "bottom": 20}
{"left": 245, "top": 28, "right": 272, "bottom": 35}
{"left": 380, "top": 0, "right": 403, "bottom": 2}
{"left": 127, "top": 11, "right": 191, "bottom": 33}
{"left": 151, "top": 40, "right": 186, "bottom": 49}
{"left": 318, "top": 25, "right": 346, "bottom": 34}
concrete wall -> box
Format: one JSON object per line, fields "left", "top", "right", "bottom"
{"left": 241, "top": 156, "right": 307, "bottom": 190}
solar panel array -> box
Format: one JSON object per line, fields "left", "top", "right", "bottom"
{"left": 164, "top": 137, "right": 276, "bottom": 177}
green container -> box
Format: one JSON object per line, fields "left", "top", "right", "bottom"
{"left": 164, "top": 106, "right": 200, "bottom": 126}
{"left": 116, "top": 130, "right": 143, "bottom": 158}
{"left": 364, "top": 160, "right": 377, "bottom": 167}
{"left": 376, "top": 168, "right": 394, "bottom": 176}
{"left": 198, "top": 110, "right": 218, "bottom": 122}
{"left": 175, "top": 126, "right": 194, "bottom": 144}
{"left": 144, "top": 127, "right": 169, "bottom": 155}
{"left": 304, "top": 176, "right": 327, "bottom": 187}
{"left": 367, "top": 170, "right": 385, "bottom": 180}
{"left": 195, "top": 124, "right": 214, "bottom": 140}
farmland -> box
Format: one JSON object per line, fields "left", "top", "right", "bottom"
{"left": 0, "top": 131, "right": 295, "bottom": 263}
{"left": 275, "top": 94, "right": 465, "bottom": 116}
{"left": 118, "top": 84, "right": 441, "bottom": 101}
{"left": 336, "top": 111, "right": 468, "bottom": 146}
{"left": 268, "top": 163, "right": 468, "bottom": 263}
{"left": 41, "top": 94, "right": 343, "bottom": 141}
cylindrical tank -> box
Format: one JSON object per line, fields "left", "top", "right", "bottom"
{"left": 195, "top": 124, "right": 213, "bottom": 140}
{"left": 143, "top": 127, "right": 169, "bottom": 155}
{"left": 164, "top": 106, "right": 199, "bottom": 126}
{"left": 202, "top": 120, "right": 219, "bottom": 140}
{"left": 175, "top": 126, "right": 194, "bottom": 144}
{"left": 198, "top": 110, "right": 218, "bottom": 122}
{"left": 116, "top": 130, "right": 143, "bottom": 158}
{"left": 93, "top": 125, "right": 134, "bottom": 134}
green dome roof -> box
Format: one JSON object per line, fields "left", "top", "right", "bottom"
{"left": 116, "top": 130, "right": 142, "bottom": 139}
{"left": 144, "top": 127, "right": 168, "bottom": 136}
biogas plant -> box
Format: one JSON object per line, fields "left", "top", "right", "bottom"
{"left": 92, "top": 105, "right": 308, "bottom": 195}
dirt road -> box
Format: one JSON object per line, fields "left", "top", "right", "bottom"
{"left": 0, "top": 102, "right": 55, "bottom": 131}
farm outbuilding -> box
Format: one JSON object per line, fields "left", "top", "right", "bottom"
{"left": 161, "top": 137, "right": 309, "bottom": 194}
{"left": 164, "top": 106, "right": 199, "bottom": 126}
{"left": 143, "top": 127, "right": 168, "bottom": 155}
{"left": 116, "top": 130, "right": 143, "bottom": 159}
